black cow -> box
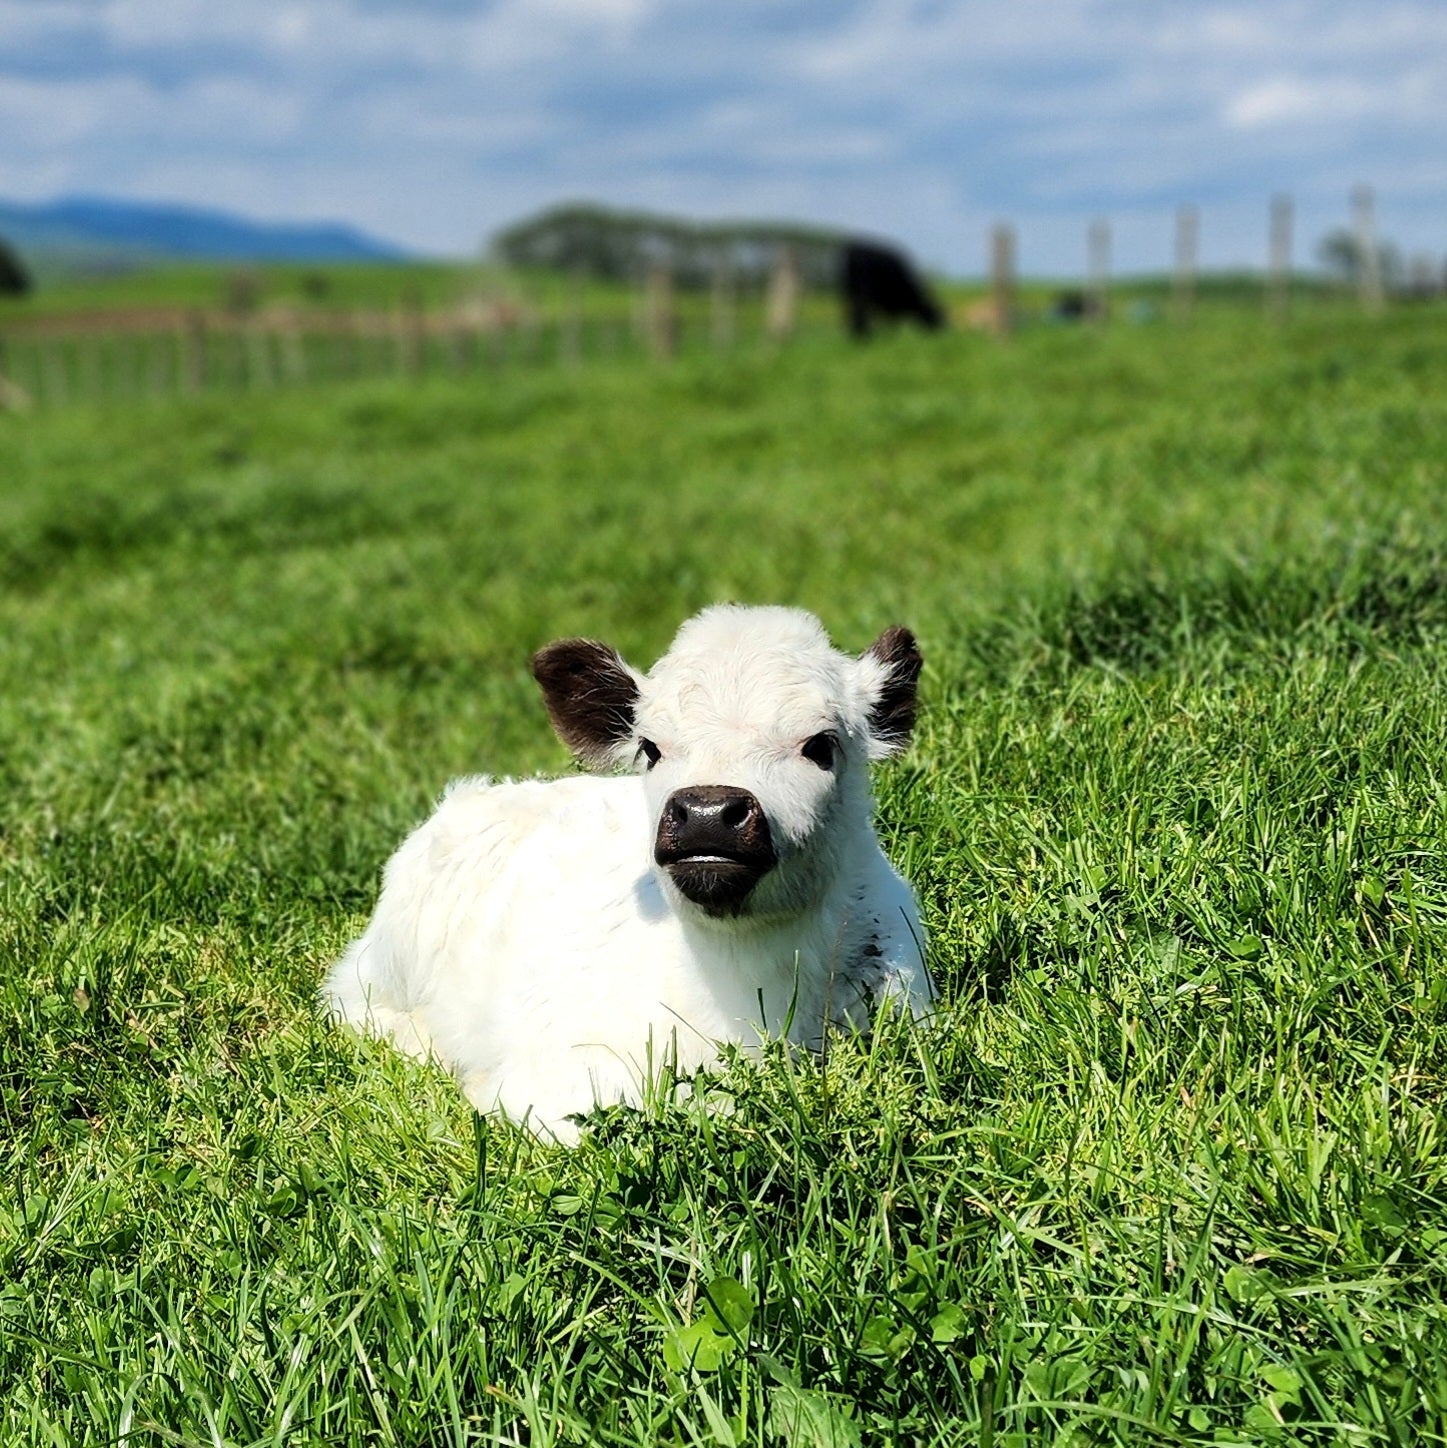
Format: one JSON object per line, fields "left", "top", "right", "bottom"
{"left": 840, "top": 240, "right": 945, "bottom": 338}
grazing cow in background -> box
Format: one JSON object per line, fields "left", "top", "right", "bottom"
{"left": 323, "top": 605, "right": 934, "bottom": 1140}
{"left": 841, "top": 240, "right": 946, "bottom": 338}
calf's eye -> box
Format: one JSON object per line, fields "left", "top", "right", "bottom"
{"left": 801, "top": 732, "right": 837, "bottom": 770}
{"left": 638, "top": 739, "right": 662, "bottom": 770}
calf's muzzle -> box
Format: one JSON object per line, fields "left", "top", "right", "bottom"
{"left": 654, "top": 785, "right": 777, "bottom": 916}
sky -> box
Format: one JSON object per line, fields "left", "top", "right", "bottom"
{"left": 1, "top": 0, "right": 1444, "bottom": 275}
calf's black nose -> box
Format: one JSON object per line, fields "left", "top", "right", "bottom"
{"left": 654, "top": 793, "right": 776, "bottom": 915}
{"left": 654, "top": 785, "right": 777, "bottom": 916}
{"left": 661, "top": 786, "right": 769, "bottom": 858}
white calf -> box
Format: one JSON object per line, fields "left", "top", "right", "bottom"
{"left": 322, "top": 605, "right": 933, "bottom": 1137}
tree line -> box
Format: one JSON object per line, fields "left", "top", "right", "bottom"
{"left": 490, "top": 203, "right": 845, "bottom": 289}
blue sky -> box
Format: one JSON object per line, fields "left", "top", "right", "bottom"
{"left": 2, "top": 0, "right": 1444, "bottom": 274}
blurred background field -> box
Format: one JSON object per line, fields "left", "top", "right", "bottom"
{"left": 2, "top": 299, "right": 1446, "bottom": 1443}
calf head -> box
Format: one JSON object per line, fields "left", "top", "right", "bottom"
{"left": 532, "top": 606, "right": 921, "bottom": 922}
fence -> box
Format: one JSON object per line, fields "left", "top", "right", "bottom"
{"left": 0, "top": 256, "right": 824, "bottom": 412}
{"left": 0, "top": 303, "right": 622, "bottom": 411}
{"left": 4, "top": 188, "right": 1443, "bottom": 411}
{"left": 980, "top": 189, "right": 1444, "bottom": 336}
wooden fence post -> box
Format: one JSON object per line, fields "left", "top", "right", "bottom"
{"left": 43, "top": 339, "right": 69, "bottom": 407}
{"left": 711, "top": 248, "right": 736, "bottom": 350}
{"left": 1088, "top": 219, "right": 1111, "bottom": 323}
{"left": 490, "top": 304, "right": 508, "bottom": 369}
{"left": 0, "top": 336, "right": 33, "bottom": 412}
{"left": 1352, "top": 184, "right": 1384, "bottom": 313}
{"left": 645, "top": 262, "right": 676, "bottom": 360}
{"left": 388, "top": 304, "right": 405, "bottom": 375}
{"left": 560, "top": 270, "right": 583, "bottom": 368}
{"left": 341, "top": 310, "right": 364, "bottom": 379}
{"left": 124, "top": 334, "right": 144, "bottom": 397}
{"left": 392, "top": 293, "right": 426, "bottom": 375}
{"left": 446, "top": 311, "right": 470, "bottom": 374}
{"left": 765, "top": 245, "right": 800, "bottom": 341}
{"left": 1173, "top": 205, "right": 1198, "bottom": 323}
{"left": 246, "top": 320, "right": 275, "bottom": 390}
{"left": 1268, "top": 194, "right": 1293, "bottom": 322}
{"left": 279, "top": 314, "right": 308, "bottom": 384}
{"left": 226, "top": 322, "right": 247, "bottom": 389}
{"left": 141, "top": 331, "right": 166, "bottom": 397}
{"left": 80, "top": 333, "right": 102, "bottom": 399}
{"left": 414, "top": 296, "right": 431, "bottom": 375}
{"left": 173, "top": 324, "right": 189, "bottom": 395}
{"left": 109, "top": 335, "right": 126, "bottom": 397}
{"left": 989, "top": 223, "right": 1016, "bottom": 336}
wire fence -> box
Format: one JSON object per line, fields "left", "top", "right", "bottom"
{"left": 3, "top": 187, "right": 1444, "bottom": 413}
{"left": 0, "top": 260, "right": 838, "bottom": 413}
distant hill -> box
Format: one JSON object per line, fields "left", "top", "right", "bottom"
{"left": 0, "top": 196, "right": 410, "bottom": 271}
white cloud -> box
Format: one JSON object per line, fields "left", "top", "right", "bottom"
{"left": 537, "top": 0, "right": 658, "bottom": 23}
{"left": 1224, "top": 76, "right": 1373, "bottom": 130}
{"left": 0, "top": 76, "right": 141, "bottom": 149}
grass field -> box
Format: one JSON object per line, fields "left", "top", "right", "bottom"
{"left": 2, "top": 305, "right": 1446, "bottom": 1445}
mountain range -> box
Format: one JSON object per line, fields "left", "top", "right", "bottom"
{"left": 0, "top": 196, "right": 411, "bottom": 269}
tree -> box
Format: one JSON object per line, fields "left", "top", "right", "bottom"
{"left": 1317, "top": 228, "right": 1404, "bottom": 293}
{"left": 0, "top": 235, "right": 31, "bottom": 296}
{"left": 491, "top": 203, "right": 844, "bottom": 290}
{"left": 1317, "top": 228, "right": 1361, "bottom": 282}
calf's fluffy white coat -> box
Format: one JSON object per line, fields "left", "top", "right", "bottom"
{"left": 323, "top": 605, "right": 933, "bottom": 1136}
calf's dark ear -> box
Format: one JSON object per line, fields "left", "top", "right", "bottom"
{"left": 531, "top": 638, "right": 641, "bottom": 768}
{"left": 863, "top": 626, "right": 922, "bottom": 757}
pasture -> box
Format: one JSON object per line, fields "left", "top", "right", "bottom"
{"left": 1, "top": 306, "right": 1445, "bottom": 1444}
